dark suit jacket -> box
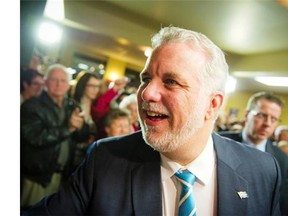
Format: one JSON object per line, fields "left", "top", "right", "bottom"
{"left": 24, "top": 131, "right": 281, "bottom": 216}
{"left": 219, "top": 131, "right": 288, "bottom": 216}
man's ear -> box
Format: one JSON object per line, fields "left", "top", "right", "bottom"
{"left": 205, "top": 92, "right": 224, "bottom": 120}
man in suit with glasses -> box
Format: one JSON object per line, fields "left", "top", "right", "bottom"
{"left": 219, "top": 91, "right": 288, "bottom": 215}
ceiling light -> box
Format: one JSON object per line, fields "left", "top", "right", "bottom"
{"left": 78, "top": 63, "right": 89, "bottom": 70}
{"left": 255, "top": 77, "right": 288, "bottom": 87}
{"left": 108, "top": 72, "right": 119, "bottom": 81}
{"left": 98, "top": 64, "right": 105, "bottom": 70}
{"left": 225, "top": 76, "right": 237, "bottom": 94}
{"left": 232, "top": 71, "right": 288, "bottom": 78}
{"left": 44, "top": 0, "right": 65, "bottom": 20}
{"left": 38, "top": 22, "right": 63, "bottom": 44}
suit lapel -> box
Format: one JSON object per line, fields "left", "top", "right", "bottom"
{"left": 265, "top": 140, "right": 275, "bottom": 154}
{"left": 130, "top": 133, "right": 251, "bottom": 215}
{"left": 213, "top": 133, "right": 249, "bottom": 215}
{"left": 131, "top": 138, "right": 162, "bottom": 215}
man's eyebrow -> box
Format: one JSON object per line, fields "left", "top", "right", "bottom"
{"left": 163, "top": 72, "right": 178, "bottom": 78}
{"left": 139, "top": 71, "right": 184, "bottom": 80}
{"left": 162, "top": 72, "right": 185, "bottom": 81}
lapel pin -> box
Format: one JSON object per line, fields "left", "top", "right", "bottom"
{"left": 237, "top": 191, "right": 248, "bottom": 199}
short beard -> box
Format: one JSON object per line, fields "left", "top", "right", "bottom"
{"left": 140, "top": 99, "right": 206, "bottom": 153}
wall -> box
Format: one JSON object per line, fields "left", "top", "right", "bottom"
{"left": 104, "top": 58, "right": 126, "bottom": 81}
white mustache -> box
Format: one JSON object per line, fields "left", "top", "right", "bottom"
{"left": 141, "top": 101, "right": 169, "bottom": 115}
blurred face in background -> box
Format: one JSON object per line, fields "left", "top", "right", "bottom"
{"left": 24, "top": 75, "right": 44, "bottom": 97}
{"left": 126, "top": 103, "right": 138, "bottom": 124}
{"left": 245, "top": 99, "right": 282, "bottom": 144}
{"left": 105, "top": 117, "right": 132, "bottom": 137}
{"left": 46, "top": 69, "right": 70, "bottom": 100}
{"left": 279, "top": 130, "right": 288, "bottom": 142}
{"left": 84, "top": 77, "right": 101, "bottom": 100}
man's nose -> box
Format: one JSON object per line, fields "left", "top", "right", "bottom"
{"left": 140, "top": 81, "right": 162, "bottom": 102}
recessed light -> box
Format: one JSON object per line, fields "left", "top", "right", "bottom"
{"left": 254, "top": 77, "right": 288, "bottom": 87}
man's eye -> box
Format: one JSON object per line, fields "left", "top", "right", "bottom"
{"left": 141, "top": 77, "right": 151, "bottom": 83}
{"left": 164, "top": 79, "right": 177, "bottom": 86}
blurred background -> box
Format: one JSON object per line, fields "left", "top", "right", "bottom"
{"left": 21, "top": 0, "right": 288, "bottom": 124}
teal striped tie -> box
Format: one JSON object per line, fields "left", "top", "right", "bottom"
{"left": 175, "top": 170, "right": 197, "bottom": 216}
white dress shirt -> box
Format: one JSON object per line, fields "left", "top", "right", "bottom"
{"left": 161, "top": 135, "right": 217, "bottom": 216}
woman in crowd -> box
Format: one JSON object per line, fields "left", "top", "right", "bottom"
{"left": 71, "top": 71, "right": 102, "bottom": 166}
{"left": 91, "top": 76, "right": 129, "bottom": 139}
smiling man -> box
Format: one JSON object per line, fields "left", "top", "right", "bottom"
{"left": 23, "top": 27, "right": 281, "bottom": 216}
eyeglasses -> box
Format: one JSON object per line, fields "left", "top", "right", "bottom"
{"left": 48, "top": 78, "right": 69, "bottom": 84}
{"left": 250, "top": 110, "right": 280, "bottom": 123}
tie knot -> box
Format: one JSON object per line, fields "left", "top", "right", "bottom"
{"left": 175, "top": 170, "right": 196, "bottom": 187}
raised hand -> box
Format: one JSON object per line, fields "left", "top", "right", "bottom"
{"left": 68, "top": 107, "right": 85, "bottom": 132}
{"left": 112, "top": 77, "right": 130, "bottom": 92}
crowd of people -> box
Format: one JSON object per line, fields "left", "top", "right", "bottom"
{"left": 20, "top": 65, "right": 139, "bottom": 211}
{"left": 21, "top": 26, "right": 287, "bottom": 215}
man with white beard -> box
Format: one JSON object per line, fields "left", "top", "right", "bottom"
{"left": 23, "top": 26, "right": 281, "bottom": 216}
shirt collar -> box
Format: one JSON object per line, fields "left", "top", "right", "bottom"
{"left": 160, "top": 135, "right": 215, "bottom": 185}
{"left": 242, "top": 130, "right": 267, "bottom": 152}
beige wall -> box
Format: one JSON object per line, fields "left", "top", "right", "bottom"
{"left": 104, "top": 58, "right": 126, "bottom": 81}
